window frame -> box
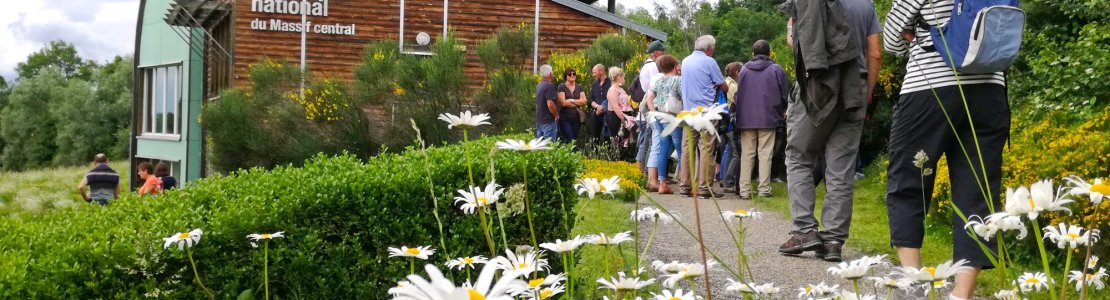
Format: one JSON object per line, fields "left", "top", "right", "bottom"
{"left": 138, "top": 62, "right": 184, "bottom": 140}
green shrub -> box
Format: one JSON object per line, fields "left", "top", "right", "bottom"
{"left": 585, "top": 33, "right": 646, "bottom": 77}
{"left": 0, "top": 134, "right": 582, "bottom": 298}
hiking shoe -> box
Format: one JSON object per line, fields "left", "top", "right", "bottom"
{"left": 779, "top": 230, "right": 823, "bottom": 255}
{"left": 821, "top": 241, "right": 844, "bottom": 262}
{"left": 697, "top": 188, "right": 722, "bottom": 199}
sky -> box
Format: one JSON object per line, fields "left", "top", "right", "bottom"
{"left": 0, "top": 0, "right": 668, "bottom": 82}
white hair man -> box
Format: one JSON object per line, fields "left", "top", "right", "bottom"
{"left": 678, "top": 35, "right": 728, "bottom": 198}
{"left": 535, "top": 64, "right": 559, "bottom": 139}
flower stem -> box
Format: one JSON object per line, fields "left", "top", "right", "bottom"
{"left": 264, "top": 241, "right": 270, "bottom": 300}
{"left": 547, "top": 152, "right": 572, "bottom": 237}
{"left": 521, "top": 162, "right": 538, "bottom": 249}
{"left": 603, "top": 244, "right": 614, "bottom": 277}
{"left": 852, "top": 279, "right": 860, "bottom": 296}
{"left": 641, "top": 220, "right": 658, "bottom": 260}
{"left": 1031, "top": 218, "right": 1059, "bottom": 296}
{"left": 414, "top": 122, "right": 452, "bottom": 265}
{"left": 1060, "top": 249, "right": 1072, "bottom": 300}
{"left": 478, "top": 209, "right": 496, "bottom": 256}
{"left": 886, "top": 287, "right": 893, "bottom": 300}
{"left": 186, "top": 248, "right": 215, "bottom": 300}
{"left": 495, "top": 204, "right": 509, "bottom": 251}
{"left": 685, "top": 127, "right": 713, "bottom": 300}
{"left": 562, "top": 253, "right": 573, "bottom": 298}
{"left": 928, "top": 283, "right": 936, "bottom": 300}
{"left": 409, "top": 258, "right": 415, "bottom": 275}
{"left": 462, "top": 128, "right": 475, "bottom": 187}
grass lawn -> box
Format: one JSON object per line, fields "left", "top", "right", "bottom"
{"left": 0, "top": 162, "right": 130, "bottom": 216}
{"left": 569, "top": 194, "right": 661, "bottom": 299}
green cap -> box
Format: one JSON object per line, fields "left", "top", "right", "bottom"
{"left": 646, "top": 40, "right": 666, "bottom": 53}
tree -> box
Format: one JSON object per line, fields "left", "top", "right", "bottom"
{"left": 16, "top": 41, "right": 96, "bottom": 81}
{"left": 711, "top": 7, "right": 786, "bottom": 66}
{"left": 0, "top": 68, "right": 65, "bottom": 171}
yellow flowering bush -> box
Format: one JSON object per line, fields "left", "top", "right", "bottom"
{"left": 582, "top": 159, "right": 644, "bottom": 202}
{"left": 547, "top": 51, "right": 587, "bottom": 84}
{"left": 286, "top": 78, "right": 348, "bottom": 122}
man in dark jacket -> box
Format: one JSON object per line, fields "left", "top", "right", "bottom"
{"left": 77, "top": 154, "right": 120, "bottom": 206}
{"left": 733, "top": 40, "right": 791, "bottom": 200}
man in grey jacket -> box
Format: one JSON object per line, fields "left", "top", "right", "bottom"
{"left": 777, "top": 0, "right": 873, "bottom": 262}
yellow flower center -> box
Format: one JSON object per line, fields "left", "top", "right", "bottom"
{"left": 669, "top": 297, "right": 682, "bottom": 300}
{"left": 261, "top": 234, "right": 272, "bottom": 239}
{"left": 1091, "top": 183, "right": 1110, "bottom": 194}
{"left": 735, "top": 209, "right": 748, "bottom": 215}
{"left": 1066, "top": 233, "right": 1080, "bottom": 240}
{"left": 529, "top": 278, "right": 545, "bottom": 288}
{"left": 177, "top": 233, "right": 190, "bottom": 239}
{"left": 925, "top": 267, "right": 937, "bottom": 277}
{"left": 539, "top": 289, "right": 554, "bottom": 299}
{"left": 468, "top": 288, "right": 485, "bottom": 300}
{"left": 405, "top": 248, "right": 421, "bottom": 255}
{"left": 1026, "top": 278, "right": 1040, "bottom": 284}
{"left": 522, "top": 144, "right": 532, "bottom": 150}
{"left": 463, "top": 257, "right": 474, "bottom": 264}
{"left": 677, "top": 111, "right": 696, "bottom": 118}
{"left": 805, "top": 287, "right": 813, "bottom": 293}
{"left": 477, "top": 197, "right": 489, "bottom": 205}
{"left": 517, "top": 263, "right": 529, "bottom": 270}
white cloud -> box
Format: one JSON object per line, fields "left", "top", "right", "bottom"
{"left": 0, "top": 0, "right": 139, "bottom": 81}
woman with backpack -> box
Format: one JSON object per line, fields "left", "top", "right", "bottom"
{"left": 642, "top": 55, "right": 682, "bottom": 194}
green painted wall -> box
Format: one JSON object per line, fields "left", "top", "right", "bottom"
{"left": 135, "top": 0, "right": 204, "bottom": 183}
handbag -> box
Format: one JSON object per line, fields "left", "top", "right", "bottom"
{"left": 662, "top": 91, "right": 683, "bottom": 115}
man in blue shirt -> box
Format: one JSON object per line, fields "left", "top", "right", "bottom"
{"left": 678, "top": 35, "right": 727, "bottom": 197}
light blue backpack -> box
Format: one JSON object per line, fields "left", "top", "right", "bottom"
{"left": 922, "top": 0, "right": 1026, "bottom": 73}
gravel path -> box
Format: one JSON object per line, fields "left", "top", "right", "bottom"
{"left": 636, "top": 192, "right": 891, "bottom": 299}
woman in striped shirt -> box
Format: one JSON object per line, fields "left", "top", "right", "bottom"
{"left": 883, "top": 1, "right": 1010, "bottom": 299}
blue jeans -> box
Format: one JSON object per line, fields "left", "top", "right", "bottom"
{"left": 650, "top": 120, "right": 682, "bottom": 181}
{"left": 636, "top": 120, "right": 650, "bottom": 163}
{"left": 536, "top": 122, "right": 557, "bottom": 139}
{"left": 558, "top": 119, "right": 580, "bottom": 144}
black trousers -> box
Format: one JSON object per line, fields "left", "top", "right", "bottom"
{"left": 885, "top": 83, "right": 1008, "bottom": 269}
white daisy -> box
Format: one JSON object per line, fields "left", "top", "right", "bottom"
{"left": 970, "top": 213, "right": 1029, "bottom": 240}
{"left": 652, "top": 260, "right": 684, "bottom": 274}
{"left": 389, "top": 280, "right": 410, "bottom": 297}
{"left": 1042, "top": 222, "right": 1098, "bottom": 249}
{"left": 509, "top": 273, "right": 565, "bottom": 295}
{"left": 246, "top": 231, "right": 285, "bottom": 248}
{"left": 1009, "top": 180, "right": 1074, "bottom": 220}
{"left": 651, "top": 289, "right": 699, "bottom": 300}
{"left": 828, "top": 255, "right": 888, "bottom": 280}
{"left": 838, "top": 290, "right": 878, "bottom": 300}
{"left": 1065, "top": 176, "right": 1110, "bottom": 205}
{"left": 866, "top": 276, "right": 913, "bottom": 290}
{"left": 162, "top": 228, "right": 203, "bottom": 250}
{"left": 489, "top": 249, "right": 549, "bottom": 276}
{"left": 1015, "top": 272, "right": 1050, "bottom": 293}
{"left": 438, "top": 111, "right": 491, "bottom": 129}
{"left": 575, "top": 176, "right": 621, "bottom": 199}
{"left": 390, "top": 263, "right": 524, "bottom": 300}
{"left": 389, "top": 246, "right": 436, "bottom": 260}
{"left": 586, "top": 231, "right": 633, "bottom": 246}
{"left": 1068, "top": 267, "right": 1108, "bottom": 291}
{"left": 597, "top": 271, "right": 655, "bottom": 292}
{"left": 720, "top": 208, "right": 764, "bottom": 221}
{"left": 523, "top": 283, "right": 564, "bottom": 300}
{"left": 1089, "top": 256, "right": 1101, "bottom": 270}
{"left": 751, "top": 283, "right": 781, "bottom": 295}
{"left": 648, "top": 104, "right": 729, "bottom": 137}
{"left": 446, "top": 256, "right": 488, "bottom": 270}
{"left": 539, "top": 237, "right": 583, "bottom": 253}
{"left": 631, "top": 207, "right": 676, "bottom": 224}
{"left": 660, "top": 261, "right": 716, "bottom": 288}
{"left": 992, "top": 289, "right": 1020, "bottom": 300}
{"left": 797, "top": 282, "right": 839, "bottom": 299}
{"left": 495, "top": 138, "right": 553, "bottom": 151}
{"left": 896, "top": 260, "right": 972, "bottom": 284}
{"left": 454, "top": 181, "right": 505, "bottom": 214}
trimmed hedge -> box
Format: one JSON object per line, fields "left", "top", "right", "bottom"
{"left": 0, "top": 135, "right": 582, "bottom": 298}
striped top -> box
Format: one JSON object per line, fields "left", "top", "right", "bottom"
{"left": 882, "top": 0, "right": 1006, "bottom": 95}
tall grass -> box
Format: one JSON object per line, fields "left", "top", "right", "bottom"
{"left": 0, "top": 162, "right": 129, "bottom": 217}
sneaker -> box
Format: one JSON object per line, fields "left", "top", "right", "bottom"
{"left": 821, "top": 241, "right": 844, "bottom": 262}
{"left": 680, "top": 189, "right": 693, "bottom": 197}
{"left": 697, "top": 188, "right": 722, "bottom": 199}
{"left": 738, "top": 193, "right": 751, "bottom": 200}
{"left": 771, "top": 177, "right": 786, "bottom": 183}
{"left": 854, "top": 172, "right": 865, "bottom": 180}
{"left": 779, "top": 230, "right": 823, "bottom": 255}
{"left": 758, "top": 191, "right": 772, "bottom": 197}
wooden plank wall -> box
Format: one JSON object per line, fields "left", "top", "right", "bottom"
{"left": 229, "top": 0, "right": 631, "bottom": 89}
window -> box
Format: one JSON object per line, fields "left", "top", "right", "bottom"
{"left": 141, "top": 65, "right": 181, "bottom": 137}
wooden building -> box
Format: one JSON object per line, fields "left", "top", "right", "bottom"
{"left": 131, "top": 0, "right": 665, "bottom": 187}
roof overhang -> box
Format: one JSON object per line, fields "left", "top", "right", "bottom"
{"left": 164, "top": 0, "right": 231, "bottom": 29}
{"left": 552, "top": 0, "right": 667, "bottom": 41}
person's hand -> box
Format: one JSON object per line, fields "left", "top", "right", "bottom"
{"left": 901, "top": 31, "right": 915, "bottom": 42}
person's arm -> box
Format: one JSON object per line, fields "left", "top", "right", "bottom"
{"left": 643, "top": 90, "right": 657, "bottom": 112}
{"left": 546, "top": 87, "right": 559, "bottom": 122}
{"left": 607, "top": 88, "right": 626, "bottom": 122}
{"left": 882, "top": 0, "right": 923, "bottom": 56}
{"left": 786, "top": 18, "right": 794, "bottom": 50}
{"left": 77, "top": 177, "right": 90, "bottom": 202}
{"left": 866, "top": 34, "right": 882, "bottom": 104}
{"left": 578, "top": 91, "right": 588, "bottom": 107}
{"left": 558, "top": 90, "right": 576, "bottom": 108}
{"left": 115, "top": 185, "right": 121, "bottom": 198}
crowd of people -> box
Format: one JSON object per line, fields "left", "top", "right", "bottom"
{"left": 534, "top": 0, "right": 1009, "bottom": 298}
